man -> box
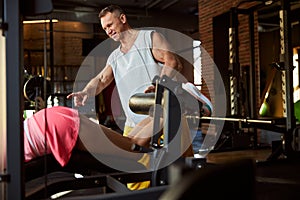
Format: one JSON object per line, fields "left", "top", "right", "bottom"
{"left": 66, "top": 4, "right": 184, "bottom": 190}
{"left": 67, "top": 5, "right": 183, "bottom": 136}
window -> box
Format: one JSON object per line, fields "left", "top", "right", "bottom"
{"left": 193, "top": 40, "right": 202, "bottom": 89}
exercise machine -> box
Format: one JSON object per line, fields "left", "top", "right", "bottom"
{"left": 24, "top": 75, "right": 207, "bottom": 199}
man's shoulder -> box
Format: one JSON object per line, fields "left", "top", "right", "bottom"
{"left": 137, "top": 29, "right": 156, "bottom": 43}
{"left": 137, "top": 29, "right": 155, "bottom": 35}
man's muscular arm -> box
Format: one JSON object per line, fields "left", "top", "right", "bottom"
{"left": 67, "top": 65, "right": 114, "bottom": 106}
{"left": 144, "top": 31, "right": 183, "bottom": 93}
{"left": 152, "top": 31, "right": 183, "bottom": 77}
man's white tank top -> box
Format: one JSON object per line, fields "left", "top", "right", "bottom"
{"left": 107, "top": 30, "right": 162, "bottom": 127}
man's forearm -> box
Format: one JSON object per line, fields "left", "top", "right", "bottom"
{"left": 83, "top": 77, "right": 101, "bottom": 97}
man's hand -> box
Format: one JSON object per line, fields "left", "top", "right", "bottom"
{"left": 144, "top": 85, "right": 155, "bottom": 93}
{"left": 67, "top": 91, "right": 88, "bottom": 107}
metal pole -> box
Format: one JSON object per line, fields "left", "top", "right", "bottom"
{"left": 4, "top": 0, "right": 24, "bottom": 199}
{"left": 248, "top": 11, "right": 257, "bottom": 121}
{"left": 228, "top": 7, "right": 240, "bottom": 117}
{"left": 280, "top": 0, "right": 295, "bottom": 156}
{"left": 248, "top": 11, "right": 258, "bottom": 147}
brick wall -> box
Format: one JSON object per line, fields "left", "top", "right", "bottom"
{"left": 198, "top": 0, "right": 261, "bottom": 113}
{"left": 23, "top": 21, "right": 98, "bottom": 94}
{"left": 24, "top": 21, "right": 94, "bottom": 68}
{"left": 198, "top": 0, "right": 262, "bottom": 145}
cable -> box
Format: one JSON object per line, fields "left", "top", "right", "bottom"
{"left": 42, "top": 20, "right": 48, "bottom": 198}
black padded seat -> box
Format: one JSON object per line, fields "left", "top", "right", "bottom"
{"left": 25, "top": 150, "right": 138, "bottom": 182}
{"left": 25, "top": 150, "right": 150, "bottom": 199}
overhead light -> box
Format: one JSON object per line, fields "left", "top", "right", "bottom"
{"left": 264, "top": 0, "right": 273, "bottom": 5}
{"left": 23, "top": 19, "right": 58, "bottom": 24}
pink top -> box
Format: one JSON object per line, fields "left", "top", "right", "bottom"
{"left": 24, "top": 106, "right": 80, "bottom": 167}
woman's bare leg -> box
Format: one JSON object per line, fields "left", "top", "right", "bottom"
{"left": 76, "top": 114, "right": 193, "bottom": 159}
{"left": 75, "top": 114, "right": 143, "bottom": 160}
{"left": 128, "top": 116, "right": 194, "bottom": 157}
{"left": 127, "top": 117, "right": 162, "bottom": 147}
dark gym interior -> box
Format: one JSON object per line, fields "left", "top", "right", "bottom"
{"left": 1, "top": 0, "right": 300, "bottom": 199}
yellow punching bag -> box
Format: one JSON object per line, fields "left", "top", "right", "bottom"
{"left": 259, "top": 68, "right": 276, "bottom": 116}
{"left": 294, "top": 100, "right": 300, "bottom": 122}
{"left": 294, "top": 85, "right": 300, "bottom": 122}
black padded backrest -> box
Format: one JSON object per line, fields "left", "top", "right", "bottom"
{"left": 25, "top": 150, "right": 149, "bottom": 182}
{"left": 25, "top": 150, "right": 119, "bottom": 182}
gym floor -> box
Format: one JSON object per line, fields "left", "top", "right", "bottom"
{"left": 205, "top": 147, "right": 300, "bottom": 200}
{"left": 25, "top": 145, "right": 300, "bottom": 199}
